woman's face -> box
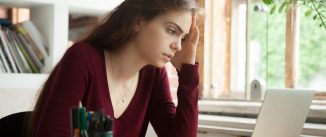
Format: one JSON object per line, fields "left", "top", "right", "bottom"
{"left": 133, "top": 10, "right": 192, "bottom": 68}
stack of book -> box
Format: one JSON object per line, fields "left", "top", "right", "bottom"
{"left": 0, "top": 19, "right": 48, "bottom": 73}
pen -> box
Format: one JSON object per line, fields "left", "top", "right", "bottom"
{"left": 71, "top": 107, "right": 80, "bottom": 137}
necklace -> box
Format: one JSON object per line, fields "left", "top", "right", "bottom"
{"left": 107, "top": 51, "right": 136, "bottom": 104}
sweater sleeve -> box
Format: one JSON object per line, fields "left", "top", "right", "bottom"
{"left": 150, "top": 63, "right": 199, "bottom": 137}
{"left": 34, "top": 44, "right": 90, "bottom": 137}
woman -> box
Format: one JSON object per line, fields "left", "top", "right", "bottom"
{"left": 29, "top": 0, "right": 200, "bottom": 136}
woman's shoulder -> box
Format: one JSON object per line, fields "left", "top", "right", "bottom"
{"left": 58, "top": 42, "right": 104, "bottom": 69}
{"left": 64, "top": 42, "right": 103, "bottom": 59}
{"left": 67, "top": 42, "right": 101, "bottom": 54}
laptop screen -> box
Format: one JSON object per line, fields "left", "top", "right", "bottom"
{"left": 252, "top": 89, "right": 314, "bottom": 137}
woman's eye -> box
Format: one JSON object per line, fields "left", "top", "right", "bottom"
{"left": 167, "top": 28, "right": 177, "bottom": 35}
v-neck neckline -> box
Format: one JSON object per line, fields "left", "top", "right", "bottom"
{"left": 101, "top": 49, "right": 142, "bottom": 120}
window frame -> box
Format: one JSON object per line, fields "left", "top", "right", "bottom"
{"left": 200, "top": 0, "right": 326, "bottom": 100}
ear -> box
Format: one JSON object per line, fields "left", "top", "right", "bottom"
{"left": 134, "top": 16, "right": 145, "bottom": 32}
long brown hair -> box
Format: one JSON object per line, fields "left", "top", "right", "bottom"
{"left": 27, "top": 0, "right": 199, "bottom": 136}
{"left": 82, "top": 0, "right": 199, "bottom": 50}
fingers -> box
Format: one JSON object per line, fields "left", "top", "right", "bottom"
{"left": 190, "top": 26, "right": 199, "bottom": 45}
{"left": 184, "top": 25, "right": 199, "bottom": 47}
{"left": 192, "top": 12, "right": 197, "bottom": 28}
{"left": 181, "top": 12, "right": 199, "bottom": 47}
{"left": 193, "top": 26, "right": 199, "bottom": 44}
{"left": 190, "top": 12, "right": 199, "bottom": 44}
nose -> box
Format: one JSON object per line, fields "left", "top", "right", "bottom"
{"left": 171, "top": 38, "right": 182, "bottom": 52}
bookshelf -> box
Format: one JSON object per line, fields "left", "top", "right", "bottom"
{"left": 0, "top": 0, "right": 123, "bottom": 90}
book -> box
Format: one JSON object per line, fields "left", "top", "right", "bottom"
{"left": 0, "top": 27, "right": 18, "bottom": 73}
{"left": 4, "top": 30, "right": 24, "bottom": 73}
{"left": 11, "top": 31, "right": 35, "bottom": 73}
{"left": 7, "top": 30, "right": 32, "bottom": 73}
{"left": 0, "top": 19, "right": 12, "bottom": 27}
{"left": 0, "top": 21, "right": 48, "bottom": 73}
{"left": 0, "top": 49, "right": 8, "bottom": 73}
{"left": 21, "top": 21, "right": 48, "bottom": 57}
{"left": 0, "top": 42, "right": 10, "bottom": 73}
{"left": 16, "top": 23, "right": 45, "bottom": 62}
{"left": 17, "top": 33, "right": 42, "bottom": 73}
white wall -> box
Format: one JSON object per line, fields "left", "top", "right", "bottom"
{"left": 0, "top": 88, "right": 37, "bottom": 118}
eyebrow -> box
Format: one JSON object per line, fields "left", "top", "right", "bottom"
{"left": 166, "top": 21, "right": 185, "bottom": 34}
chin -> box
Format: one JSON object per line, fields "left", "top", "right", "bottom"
{"left": 151, "top": 61, "right": 167, "bottom": 68}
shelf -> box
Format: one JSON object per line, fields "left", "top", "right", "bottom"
{"left": 0, "top": 0, "right": 55, "bottom": 8}
{"left": 0, "top": 73, "right": 49, "bottom": 90}
{"left": 67, "top": 0, "right": 124, "bottom": 16}
{"left": 0, "top": 0, "right": 120, "bottom": 90}
{"left": 0, "top": 0, "right": 123, "bottom": 16}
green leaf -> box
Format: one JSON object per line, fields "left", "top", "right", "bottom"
{"left": 320, "top": 23, "right": 323, "bottom": 28}
{"left": 305, "top": 9, "right": 314, "bottom": 16}
{"left": 263, "top": 0, "right": 273, "bottom": 5}
{"left": 269, "top": 0, "right": 274, "bottom": 4}
{"left": 263, "top": 0, "right": 271, "bottom": 5}
{"left": 270, "top": 5, "right": 277, "bottom": 14}
{"left": 279, "top": 2, "right": 287, "bottom": 13}
{"left": 313, "top": 14, "right": 318, "bottom": 20}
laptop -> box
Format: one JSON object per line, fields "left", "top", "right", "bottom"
{"left": 252, "top": 89, "right": 314, "bottom": 137}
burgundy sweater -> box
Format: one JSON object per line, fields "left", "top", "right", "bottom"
{"left": 34, "top": 43, "right": 199, "bottom": 137}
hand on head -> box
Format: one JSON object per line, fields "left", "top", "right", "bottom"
{"left": 171, "top": 11, "right": 199, "bottom": 71}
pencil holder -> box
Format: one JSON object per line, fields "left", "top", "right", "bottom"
{"left": 94, "top": 131, "right": 113, "bottom": 137}
{"left": 70, "top": 107, "right": 113, "bottom": 137}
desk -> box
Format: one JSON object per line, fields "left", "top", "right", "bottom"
{"left": 198, "top": 114, "right": 326, "bottom": 137}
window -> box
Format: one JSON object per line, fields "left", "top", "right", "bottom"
{"left": 248, "top": 1, "right": 287, "bottom": 89}
{"left": 198, "top": 2, "right": 326, "bottom": 127}
{"left": 202, "top": 0, "right": 251, "bottom": 100}
{"left": 230, "top": 0, "right": 247, "bottom": 98}
{"left": 202, "top": 0, "right": 234, "bottom": 99}
{"left": 298, "top": 6, "right": 326, "bottom": 93}
{"left": 202, "top": 0, "right": 326, "bottom": 101}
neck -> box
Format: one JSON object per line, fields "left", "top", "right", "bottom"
{"left": 105, "top": 42, "right": 146, "bottom": 81}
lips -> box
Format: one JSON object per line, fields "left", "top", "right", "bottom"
{"left": 162, "top": 53, "right": 173, "bottom": 59}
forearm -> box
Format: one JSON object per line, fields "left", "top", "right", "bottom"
{"left": 167, "top": 63, "right": 200, "bottom": 137}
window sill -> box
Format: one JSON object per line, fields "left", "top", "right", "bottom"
{"left": 199, "top": 100, "right": 326, "bottom": 121}
{"left": 198, "top": 114, "right": 326, "bottom": 136}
